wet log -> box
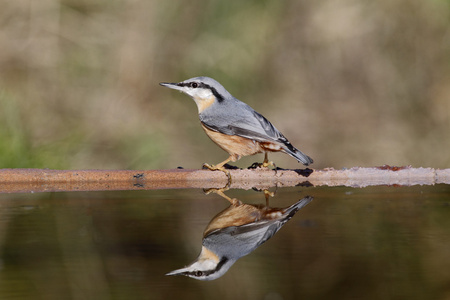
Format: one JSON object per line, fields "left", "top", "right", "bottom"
{"left": 0, "top": 166, "right": 448, "bottom": 193}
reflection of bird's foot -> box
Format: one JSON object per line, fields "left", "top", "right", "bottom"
{"left": 203, "top": 187, "right": 242, "bottom": 206}
{"left": 263, "top": 189, "right": 276, "bottom": 206}
{"left": 250, "top": 187, "right": 277, "bottom": 205}
{"left": 202, "top": 163, "right": 232, "bottom": 183}
{"left": 263, "top": 189, "right": 275, "bottom": 198}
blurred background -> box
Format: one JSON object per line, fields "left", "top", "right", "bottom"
{"left": 1, "top": 0, "right": 449, "bottom": 170}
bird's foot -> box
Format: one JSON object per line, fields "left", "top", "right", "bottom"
{"left": 248, "top": 161, "right": 277, "bottom": 174}
{"left": 262, "top": 160, "right": 276, "bottom": 169}
{"left": 202, "top": 163, "right": 232, "bottom": 183}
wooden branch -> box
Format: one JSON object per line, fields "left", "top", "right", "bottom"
{"left": 0, "top": 166, "right": 448, "bottom": 193}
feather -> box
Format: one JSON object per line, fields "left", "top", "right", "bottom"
{"left": 200, "top": 102, "right": 313, "bottom": 165}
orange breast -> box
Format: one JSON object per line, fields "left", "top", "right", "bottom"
{"left": 203, "top": 204, "right": 262, "bottom": 236}
{"left": 201, "top": 123, "right": 282, "bottom": 160}
{"left": 201, "top": 124, "right": 264, "bottom": 161}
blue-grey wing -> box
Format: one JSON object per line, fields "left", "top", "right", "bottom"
{"left": 199, "top": 100, "right": 314, "bottom": 165}
{"left": 200, "top": 105, "right": 286, "bottom": 144}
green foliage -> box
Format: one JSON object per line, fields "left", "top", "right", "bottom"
{"left": 0, "top": 92, "right": 81, "bottom": 169}
{"left": 0, "top": 0, "right": 449, "bottom": 169}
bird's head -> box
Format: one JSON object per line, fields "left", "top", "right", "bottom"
{"left": 160, "top": 76, "right": 232, "bottom": 113}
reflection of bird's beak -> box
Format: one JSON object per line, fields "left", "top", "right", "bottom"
{"left": 159, "top": 82, "right": 184, "bottom": 92}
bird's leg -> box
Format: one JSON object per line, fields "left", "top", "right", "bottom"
{"left": 203, "top": 156, "right": 233, "bottom": 182}
{"left": 262, "top": 152, "right": 276, "bottom": 169}
{"left": 204, "top": 187, "right": 242, "bottom": 206}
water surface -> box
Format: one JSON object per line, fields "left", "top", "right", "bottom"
{"left": 0, "top": 185, "right": 448, "bottom": 299}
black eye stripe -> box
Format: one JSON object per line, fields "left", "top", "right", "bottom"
{"left": 197, "top": 82, "right": 209, "bottom": 89}
{"left": 185, "top": 257, "right": 229, "bottom": 277}
{"left": 178, "top": 82, "right": 210, "bottom": 89}
{"left": 178, "top": 82, "right": 204, "bottom": 88}
{"left": 177, "top": 81, "right": 224, "bottom": 103}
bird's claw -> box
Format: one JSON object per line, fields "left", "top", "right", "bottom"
{"left": 263, "top": 160, "right": 276, "bottom": 169}
{"left": 202, "top": 163, "right": 232, "bottom": 183}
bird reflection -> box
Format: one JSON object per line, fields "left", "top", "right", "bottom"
{"left": 166, "top": 189, "right": 313, "bottom": 280}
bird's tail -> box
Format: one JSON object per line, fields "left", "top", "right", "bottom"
{"left": 280, "top": 196, "right": 313, "bottom": 222}
{"left": 282, "top": 143, "right": 314, "bottom": 166}
{"left": 286, "top": 196, "right": 313, "bottom": 213}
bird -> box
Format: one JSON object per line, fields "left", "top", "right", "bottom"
{"left": 160, "top": 77, "right": 313, "bottom": 177}
{"left": 166, "top": 193, "right": 313, "bottom": 280}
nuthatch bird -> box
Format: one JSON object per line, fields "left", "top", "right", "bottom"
{"left": 166, "top": 194, "right": 313, "bottom": 280}
{"left": 160, "top": 77, "right": 313, "bottom": 177}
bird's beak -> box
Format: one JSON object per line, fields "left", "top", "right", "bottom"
{"left": 165, "top": 266, "right": 189, "bottom": 277}
{"left": 159, "top": 82, "right": 184, "bottom": 92}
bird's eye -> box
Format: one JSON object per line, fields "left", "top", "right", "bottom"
{"left": 190, "top": 82, "right": 198, "bottom": 88}
{"left": 195, "top": 271, "right": 203, "bottom": 276}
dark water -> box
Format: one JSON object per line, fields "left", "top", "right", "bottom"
{"left": 0, "top": 185, "right": 449, "bottom": 300}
